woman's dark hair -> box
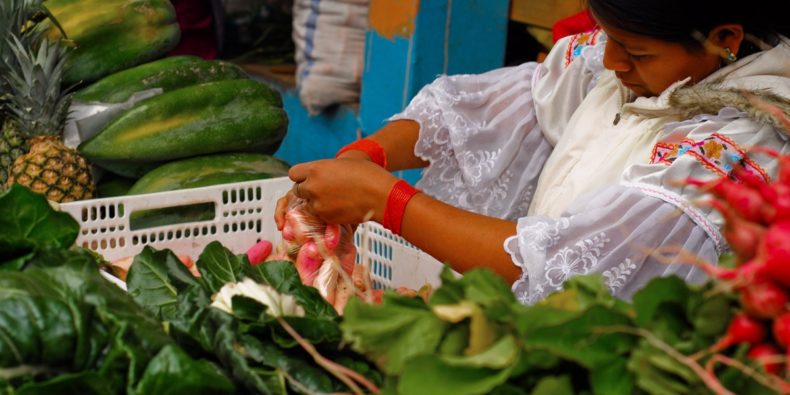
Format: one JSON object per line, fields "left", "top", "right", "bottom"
{"left": 586, "top": 0, "right": 790, "bottom": 57}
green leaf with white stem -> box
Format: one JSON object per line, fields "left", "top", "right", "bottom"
{"left": 197, "top": 241, "right": 245, "bottom": 294}
{"left": 127, "top": 247, "right": 196, "bottom": 320}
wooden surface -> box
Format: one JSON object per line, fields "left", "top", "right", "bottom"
{"left": 510, "top": 0, "right": 585, "bottom": 29}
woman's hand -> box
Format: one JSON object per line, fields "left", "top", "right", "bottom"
{"left": 275, "top": 158, "right": 399, "bottom": 228}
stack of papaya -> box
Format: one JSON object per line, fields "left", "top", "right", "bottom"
{"left": 42, "top": 0, "right": 290, "bottom": 199}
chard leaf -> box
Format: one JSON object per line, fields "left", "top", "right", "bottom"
{"left": 439, "top": 335, "right": 519, "bottom": 369}
{"left": 589, "top": 357, "right": 633, "bottom": 395}
{"left": 521, "top": 305, "right": 635, "bottom": 369}
{"left": 342, "top": 294, "right": 448, "bottom": 374}
{"left": 530, "top": 375, "right": 575, "bottom": 395}
{"left": 197, "top": 241, "right": 244, "bottom": 294}
{"left": 126, "top": 247, "right": 182, "bottom": 320}
{"left": 431, "top": 268, "right": 515, "bottom": 322}
{"left": 0, "top": 185, "right": 79, "bottom": 262}
{"left": 632, "top": 277, "right": 691, "bottom": 328}
{"left": 135, "top": 345, "right": 234, "bottom": 395}
{"left": 11, "top": 370, "right": 116, "bottom": 395}
{"left": 252, "top": 261, "right": 337, "bottom": 320}
{"left": 242, "top": 334, "right": 336, "bottom": 393}
{"left": 397, "top": 354, "right": 514, "bottom": 395}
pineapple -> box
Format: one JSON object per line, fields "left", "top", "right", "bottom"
{"left": 0, "top": 0, "right": 47, "bottom": 187}
{"left": 3, "top": 36, "right": 94, "bottom": 202}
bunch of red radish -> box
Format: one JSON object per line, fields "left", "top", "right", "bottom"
{"left": 687, "top": 147, "right": 790, "bottom": 378}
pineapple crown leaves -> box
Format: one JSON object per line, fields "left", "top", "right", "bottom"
{"left": 0, "top": 0, "right": 49, "bottom": 110}
{"left": 2, "top": 35, "right": 73, "bottom": 138}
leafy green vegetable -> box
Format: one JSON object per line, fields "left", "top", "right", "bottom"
{"left": 0, "top": 186, "right": 79, "bottom": 265}
{"left": 197, "top": 241, "right": 245, "bottom": 293}
{"left": 135, "top": 345, "right": 235, "bottom": 395}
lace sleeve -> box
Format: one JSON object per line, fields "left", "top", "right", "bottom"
{"left": 504, "top": 185, "right": 718, "bottom": 304}
{"left": 389, "top": 62, "right": 549, "bottom": 220}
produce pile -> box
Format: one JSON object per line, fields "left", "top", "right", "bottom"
{"left": 5, "top": 144, "right": 790, "bottom": 393}
{"left": 1, "top": 0, "right": 289, "bottom": 206}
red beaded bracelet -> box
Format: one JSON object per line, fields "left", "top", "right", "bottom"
{"left": 335, "top": 139, "right": 387, "bottom": 168}
{"left": 381, "top": 180, "right": 419, "bottom": 235}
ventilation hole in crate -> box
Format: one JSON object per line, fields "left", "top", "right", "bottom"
{"left": 81, "top": 241, "right": 89, "bottom": 248}
{"left": 222, "top": 190, "right": 229, "bottom": 204}
{"left": 81, "top": 229, "right": 89, "bottom": 235}
{"left": 140, "top": 234, "right": 148, "bottom": 243}
{"left": 231, "top": 190, "right": 238, "bottom": 203}
{"left": 384, "top": 244, "right": 392, "bottom": 260}
{"left": 231, "top": 223, "right": 238, "bottom": 232}
{"left": 119, "top": 238, "right": 126, "bottom": 247}
{"left": 373, "top": 280, "right": 383, "bottom": 290}
{"left": 90, "top": 207, "right": 98, "bottom": 221}
{"left": 132, "top": 236, "right": 139, "bottom": 245}
{"left": 98, "top": 239, "right": 106, "bottom": 249}
{"left": 175, "top": 230, "right": 182, "bottom": 238}
{"left": 109, "top": 239, "right": 116, "bottom": 248}
{"left": 165, "top": 231, "right": 172, "bottom": 240}
{"left": 255, "top": 208, "right": 262, "bottom": 213}
{"left": 81, "top": 207, "right": 88, "bottom": 221}
{"left": 90, "top": 240, "right": 98, "bottom": 250}
{"left": 210, "top": 225, "right": 217, "bottom": 234}
{"left": 184, "top": 229, "right": 191, "bottom": 237}
{"left": 237, "top": 189, "right": 245, "bottom": 202}
{"left": 255, "top": 187, "right": 262, "bottom": 200}
{"left": 238, "top": 222, "right": 245, "bottom": 231}
{"left": 118, "top": 204, "right": 125, "bottom": 217}
{"left": 223, "top": 224, "right": 229, "bottom": 232}
{"left": 99, "top": 206, "right": 106, "bottom": 219}
{"left": 255, "top": 220, "right": 262, "bottom": 233}
{"left": 248, "top": 188, "right": 255, "bottom": 200}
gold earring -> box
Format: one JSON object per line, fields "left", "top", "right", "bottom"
{"left": 724, "top": 47, "right": 738, "bottom": 63}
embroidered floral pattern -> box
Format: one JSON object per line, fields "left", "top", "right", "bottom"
{"left": 650, "top": 132, "right": 770, "bottom": 182}
{"left": 519, "top": 218, "right": 571, "bottom": 252}
{"left": 602, "top": 258, "right": 639, "bottom": 294}
{"left": 565, "top": 28, "right": 602, "bottom": 67}
{"left": 543, "top": 232, "right": 610, "bottom": 287}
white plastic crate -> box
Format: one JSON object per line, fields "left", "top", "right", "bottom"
{"left": 57, "top": 177, "right": 445, "bottom": 290}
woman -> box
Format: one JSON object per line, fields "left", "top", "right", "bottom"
{"left": 277, "top": 0, "right": 790, "bottom": 303}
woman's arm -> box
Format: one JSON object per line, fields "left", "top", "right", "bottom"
{"left": 336, "top": 119, "right": 429, "bottom": 171}
{"left": 287, "top": 158, "right": 521, "bottom": 283}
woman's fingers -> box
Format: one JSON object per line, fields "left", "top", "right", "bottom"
{"left": 274, "top": 190, "right": 295, "bottom": 230}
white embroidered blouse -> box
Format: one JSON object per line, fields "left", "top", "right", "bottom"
{"left": 389, "top": 31, "right": 790, "bottom": 304}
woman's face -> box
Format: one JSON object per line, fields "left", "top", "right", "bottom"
{"left": 600, "top": 22, "right": 723, "bottom": 97}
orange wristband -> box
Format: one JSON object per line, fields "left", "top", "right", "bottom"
{"left": 336, "top": 139, "right": 387, "bottom": 168}
{"left": 381, "top": 180, "right": 419, "bottom": 235}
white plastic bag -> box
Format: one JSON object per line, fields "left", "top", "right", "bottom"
{"left": 292, "top": 0, "right": 368, "bottom": 114}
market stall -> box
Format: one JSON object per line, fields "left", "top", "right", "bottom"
{"left": 2, "top": 0, "right": 790, "bottom": 394}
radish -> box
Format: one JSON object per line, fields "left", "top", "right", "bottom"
{"left": 772, "top": 311, "right": 790, "bottom": 349}
{"left": 686, "top": 178, "right": 766, "bottom": 223}
{"left": 708, "top": 200, "right": 765, "bottom": 262}
{"left": 757, "top": 222, "right": 790, "bottom": 288}
{"left": 324, "top": 224, "right": 341, "bottom": 251}
{"left": 314, "top": 259, "right": 339, "bottom": 305}
{"left": 246, "top": 240, "right": 273, "bottom": 266}
{"left": 747, "top": 343, "right": 783, "bottom": 375}
{"left": 710, "top": 313, "right": 767, "bottom": 352}
{"left": 295, "top": 241, "right": 323, "bottom": 286}
{"left": 740, "top": 279, "right": 790, "bottom": 319}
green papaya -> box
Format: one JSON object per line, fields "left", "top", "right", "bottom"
{"left": 126, "top": 153, "right": 289, "bottom": 230}
{"left": 45, "top": 0, "right": 181, "bottom": 85}
{"left": 74, "top": 56, "right": 249, "bottom": 104}
{"left": 128, "top": 153, "right": 290, "bottom": 195}
{"left": 78, "top": 79, "right": 287, "bottom": 163}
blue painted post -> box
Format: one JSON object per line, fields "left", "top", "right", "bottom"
{"left": 360, "top": 0, "right": 509, "bottom": 182}
{"left": 275, "top": 0, "right": 509, "bottom": 179}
